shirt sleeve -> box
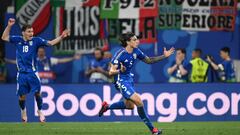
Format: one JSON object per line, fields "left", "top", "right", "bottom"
{"left": 9, "top": 36, "right": 22, "bottom": 44}
{"left": 50, "top": 57, "right": 59, "bottom": 65}
{"left": 90, "top": 60, "right": 96, "bottom": 68}
{"left": 217, "top": 64, "right": 224, "bottom": 71}
{"left": 111, "top": 57, "right": 120, "bottom": 66}
{"left": 36, "top": 37, "right": 50, "bottom": 47}
{"left": 136, "top": 48, "right": 147, "bottom": 60}
{"left": 185, "top": 62, "right": 192, "bottom": 71}
{"left": 111, "top": 53, "right": 122, "bottom": 68}
{"left": 170, "top": 61, "right": 176, "bottom": 67}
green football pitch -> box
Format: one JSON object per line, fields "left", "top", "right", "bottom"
{"left": 0, "top": 122, "right": 239, "bottom": 135}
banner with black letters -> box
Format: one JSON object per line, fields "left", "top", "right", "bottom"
{"left": 16, "top": 0, "right": 238, "bottom": 54}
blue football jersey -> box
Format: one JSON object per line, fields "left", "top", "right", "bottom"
{"left": 89, "top": 58, "right": 109, "bottom": 71}
{"left": 9, "top": 36, "right": 49, "bottom": 73}
{"left": 170, "top": 60, "right": 189, "bottom": 80}
{"left": 220, "top": 60, "right": 236, "bottom": 81}
{"left": 111, "top": 48, "right": 147, "bottom": 83}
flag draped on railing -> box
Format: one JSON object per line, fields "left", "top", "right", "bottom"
{"left": 15, "top": 0, "right": 238, "bottom": 54}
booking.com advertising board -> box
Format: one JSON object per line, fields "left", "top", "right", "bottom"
{"left": 0, "top": 83, "right": 240, "bottom": 122}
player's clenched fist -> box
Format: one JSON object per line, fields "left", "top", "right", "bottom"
{"left": 8, "top": 18, "right": 15, "bottom": 26}
{"left": 61, "top": 29, "right": 70, "bottom": 38}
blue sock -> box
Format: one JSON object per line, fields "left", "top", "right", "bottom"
{"left": 35, "top": 96, "right": 43, "bottom": 110}
{"left": 108, "top": 101, "right": 126, "bottom": 110}
{"left": 137, "top": 106, "right": 154, "bottom": 131}
{"left": 19, "top": 100, "right": 25, "bottom": 110}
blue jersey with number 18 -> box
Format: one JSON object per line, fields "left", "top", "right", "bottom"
{"left": 9, "top": 36, "right": 49, "bottom": 73}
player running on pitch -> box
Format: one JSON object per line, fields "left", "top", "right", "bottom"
{"left": 99, "top": 32, "right": 175, "bottom": 135}
{"left": 1, "top": 18, "right": 70, "bottom": 123}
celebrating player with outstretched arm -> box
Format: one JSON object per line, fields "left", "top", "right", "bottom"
{"left": 1, "top": 18, "right": 70, "bottom": 123}
{"left": 98, "top": 32, "right": 175, "bottom": 135}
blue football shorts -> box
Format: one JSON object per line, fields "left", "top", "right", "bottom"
{"left": 16, "top": 72, "right": 41, "bottom": 96}
{"left": 114, "top": 80, "right": 135, "bottom": 99}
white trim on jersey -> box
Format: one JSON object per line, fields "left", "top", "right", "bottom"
{"left": 35, "top": 72, "right": 41, "bottom": 82}
{"left": 16, "top": 59, "right": 19, "bottom": 71}
{"left": 32, "top": 57, "right": 36, "bottom": 71}
{"left": 114, "top": 49, "right": 125, "bottom": 63}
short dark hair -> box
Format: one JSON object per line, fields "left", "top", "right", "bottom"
{"left": 119, "top": 32, "right": 136, "bottom": 47}
{"left": 21, "top": 24, "right": 32, "bottom": 32}
{"left": 220, "top": 47, "right": 230, "bottom": 54}
{"left": 38, "top": 46, "right": 45, "bottom": 51}
{"left": 94, "top": 47, "right": 104, "bottom": 56}
{"left": 176, "top": 48, "right": 186, "bottom": 54}
{"left": 194, "top": 48, "right": 202, "bottom": 55}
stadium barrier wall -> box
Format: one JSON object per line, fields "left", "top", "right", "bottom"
{"left": 0, "top": 83, "right": 239, "bottom": 122}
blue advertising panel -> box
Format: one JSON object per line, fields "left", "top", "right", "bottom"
{"left": 0, "top": 83, "right": 239, "bottom": 122}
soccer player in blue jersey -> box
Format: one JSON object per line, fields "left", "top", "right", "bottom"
{"left": 1, "top": 18, "right": 70, "bottom": 122}
{"left": 207, "top": 47, "right": 236, "bottom": 82}
{"left": 98, "top": 32, "right": 175, "bottom": 135}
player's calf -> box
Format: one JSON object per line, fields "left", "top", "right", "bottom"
{"left": 37, "top": 110, "right": 46, "bottom": 123}
{"left": 21, "top": 108, "right": 27, "bottom": 123}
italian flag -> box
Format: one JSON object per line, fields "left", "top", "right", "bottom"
{"left": 100, "top": 0, "right": 158, "bottom": 19}
{"left": 157, "top": 0, "right": 237, "bottom": 31}
{"left": 15, "top": 0, "right": 51, "bottom": 35}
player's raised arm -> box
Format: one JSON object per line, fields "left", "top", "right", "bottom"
{"left": 143, "top": 47, "right": 175, "bottom": 64}
{"left": 1, "top": 18, "right": 15, "bottom": 41}
{"left": 48, "top": 29, "right": 70, "bottom": 46}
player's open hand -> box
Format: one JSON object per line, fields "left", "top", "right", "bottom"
{"left": 206, "top": 56, "right": 212, "bottom": 63}
{"left": 120, "top": 62, "right": 126, "bottom": 73}
{"left": 163, "top": 47, "right": 175, "bottom": 58}
{"left": 61, "top": 29, "right": 70, "bottom": 38}
{"left": 8, "top": 18, "right": 15, "bottom": 26}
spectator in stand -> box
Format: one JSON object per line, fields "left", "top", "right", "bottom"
{"left": 103, "top": 51, "right": 112, "bottom": 59}
{"left": 85, "top": 48, "right": 110, "bottom": 83}
{"left": 36, "top": 47, "right": 81, "bottom": 84}
{"left": 167, "top": 48, "right": 189, "bottom": 82}
{"left": 206, "top": 47, "right": 236, "bottom": 82}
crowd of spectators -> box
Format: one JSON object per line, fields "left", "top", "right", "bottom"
{"left": 0, "top": 46, "right": 238, "bottom": 84}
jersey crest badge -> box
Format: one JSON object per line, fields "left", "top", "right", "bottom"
{"left": 29, "top": 41, "right": 33, "bottom": 46}
{"left": 133, "top": 53, "right": 137, "bottom": 59}
{"left": 114, "top": 60, "right": 118, "bottom": 64}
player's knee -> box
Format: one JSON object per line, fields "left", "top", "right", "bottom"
{"left": 126, "top": 104, "right": 135, "bottom": 110}
{"left": 135, "top": 98, "right": 144, "bottom": 107}
{"left": 19, "top": 95, "right": 26, "bottom": 100}
{"left": 34, "top": 92, "right": 41, "bottom": 97}
{"left": 133, "top": 98, "right": 144, "bottom": 107}
{"left": 135, "top": 101, "right": 143, "bottom": 107}
{"left": 125, "top": 100, "right": 134, "bottom": 110}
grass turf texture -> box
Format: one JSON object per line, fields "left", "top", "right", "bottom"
{"left": 0, "top": 122, "right": 239, "bottom": 135}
